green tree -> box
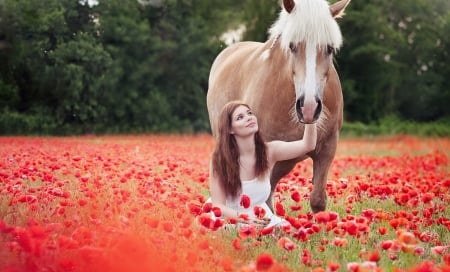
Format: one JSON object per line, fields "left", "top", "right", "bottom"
{"left": 47, "top": 32, "right": 112, "bottom": 128}
{"left": 138, "top": 0, "right": 244, "bottom": 131}
{"left": 0, "top": 0, "right": 108, "bottom": 133}
{"left": 94, "top": 0, "right": 172, "bottom": 132}
{"left": 337, "top": 0, "right": 450, "bottom": 122}
{"left": 241, "top": 0, "right": 279, "bottom": 42}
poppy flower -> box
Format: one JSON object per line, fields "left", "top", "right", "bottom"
{"left": 238, "top": 225, "right": 256, "bottom": 239}
{"left": 380, "top": 240, "right": 393, "bottom": 250}
{"left": 275, "top": 202, "right": 286, "bottom": 217}
{"left": 259, "top": 226, "right": 274, "bottom": 236}
{"left": 212, "top": 219, "right": 224, "bottom": 230}
{"left": 333, "top": 237, "right": 348, "bottom": 247}
{"left": 327, "top": 260, "right": 340, "bottom": 271}
{"left": 197, "top": 213, "right": 213, "bottom": 229}
{"left": 431, "top": 246, "right": 448, "bottom": 255}
{"left": 17, "top": 195, "right": 37, "bottom": 203}
{"left": 240, "top": 194, "right": 251, "bottom": 209}
{"left": 414, "top": 246, "right": 425, "bottom": 256}
{"left": 232, "top": 238, "right": 242, "bottom": 250}
{"left": 256, "top": 253, "right": 274, "bottom": 270}
{"left": 253, "top": 206, "right": 266, "bottom": 219}
{"left": 202, "top": 202, "right": 213, "bottom": 213}
{"left": 212, "top": 206, "right": 222, "bottom": 217}
{"left": 443, "top": 253, "right": 450, "bottom": 265}
{"left": 367, "top": 250, "right": 381, "bottom": 262}
{"left": 314, "top": 211, "right": 330, "bottom": 224}
{"left": 343, "top": 221, "right": 359, "bottom": 236}
{"left": 162, "top": 221, "right": 173, "bottom": 233}
{"left": 301, "top": 249, "right": 312, "bottom": 266}
{"left": 397, "top": 230, "right": 417, "bottom": 245}
{"left": 378, "top": 227, "right": 387, "bottom": 235}
{"left": 277, "top": 237, "right": 296, "bottom": 251}
{"left": 291, "top": 191, "right": 301, "bottom": 202}
{"left": 187, "top": 202, "right": 202, "bottom": 215}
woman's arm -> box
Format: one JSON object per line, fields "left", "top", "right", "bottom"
{"left": 267, "top": 123, "right": 317, "bottom": 163}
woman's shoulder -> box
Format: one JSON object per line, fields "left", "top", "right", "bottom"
{"left": 265, "top": 140, "right": 283, "bottom": 164}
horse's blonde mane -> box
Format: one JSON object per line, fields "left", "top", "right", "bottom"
{"left": 268, "top": 0, "right": 343, "bottom": 54}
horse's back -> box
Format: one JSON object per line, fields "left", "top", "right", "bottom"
{"left": 207, "top": 41, "right": 264, "bottom": 135}
{"left": 208, "top": 41, "right": 262, "bottom": 84}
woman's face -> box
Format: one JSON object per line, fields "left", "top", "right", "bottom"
{"left": 230, "top": 105, "right": 258, "bottom": 137}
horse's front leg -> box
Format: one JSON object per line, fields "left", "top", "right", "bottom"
{"left": 310, "top": 132, "right": 339, "bottom": 213}
{"left": 267, "top": 159, "right": 299, "bottom": 212}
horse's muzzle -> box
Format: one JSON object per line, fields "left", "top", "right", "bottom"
{"left": 296, "top": 95, "right": 322, "bottom": 124}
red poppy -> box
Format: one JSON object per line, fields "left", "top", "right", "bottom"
{"left": 367, "top": 250, "right": 381, "bottom": 262}
{"left": 397, "top": 230, "right": 417, "bottom": 245}
{"left": 162, "top": 221, "right": 173, "bottom": 233}
{"left": 378, "top": 227, "right": 387, "bottom": 235}
{"left": 256, "top": 253, "right": 274, "bottom": 271}
{"left": 315, "top": 211, "right": 330, "bottom": 224}
{"left": 301, "top": 249, "right": 312, "bottom": 266}
{"left": 275, "top": 202, "right": 286, "bottom": 217}
{"left": 238, "top": 225, "right": 256, "bottom": 239}
{"left": 253, "top": 206, "right": 266, "bottom": 219}
{"left": 197, "top": 213, "right": 213, "bottom": 229}
{"left": 17, "top": 194, "right": 37, "bottom": 203}
{"left": 443, "top": 253, "right": 450, "bottom": 265}
{"left": 277, "top": 237, "right": 296, "bottom": 251}
{"left": 259, "top": 226, "right": 274, "bottom": 236}
{"left": 380, "top": 240, "right": 393, "bottom": 250}
{"left": 212, "top": 206, "right": 222, "bottom": 217}
{"left": 240, "top": 194, "right": 251, "bottom": 209}
{"left": 291, "top": 191, "right": 301, "bottom": 202}
{"left": 333, "top": 237, "right": 348, "bottom": 247}
{"left": 202, "top": 202, "right": 213, "bottom": 213}
{"left": 187, "top": 202, "right": 202, "bottom": 215}
{"left": 327, "top": 260, "right": 340, "bottom": 271}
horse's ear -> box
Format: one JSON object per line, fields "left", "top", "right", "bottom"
{"left": 283, "top": 0, "right": 295, "bottom": 14}
{"left": 330, "top": 0, "right": 351, "bottom": 18}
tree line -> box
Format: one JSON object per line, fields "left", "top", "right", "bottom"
{"left": 0, "top": 0, "right": 449, "bottom": 135}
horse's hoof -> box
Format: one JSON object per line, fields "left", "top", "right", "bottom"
{"left": 310, "top": 198, "right": 327, "bottom": 213}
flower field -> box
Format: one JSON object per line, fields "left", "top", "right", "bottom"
{"left": 0, "top": 135, "right": 449, "bottom": 272}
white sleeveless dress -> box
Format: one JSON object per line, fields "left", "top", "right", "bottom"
{"left": 207, "top": 173, "right": 285, "bottom": 228}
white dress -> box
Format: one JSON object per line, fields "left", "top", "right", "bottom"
{"left": 207, "top": 173, "right": 285, "bottom": 228}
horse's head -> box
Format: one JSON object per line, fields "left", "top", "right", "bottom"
{"left": 269, "top": 0, "right": 350, "bottom": 124}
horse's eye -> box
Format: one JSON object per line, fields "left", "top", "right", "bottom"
{"left": 289, "top": 42, "right": 297, "bottom": 53}
{"left": 326, "top": 45, "right": 334, "bottom": 55}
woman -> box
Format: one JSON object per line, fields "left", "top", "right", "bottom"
{"left": 208, "top": 100, "right": 317, "bottom": 228}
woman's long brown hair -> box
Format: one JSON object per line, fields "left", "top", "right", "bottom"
{"left": 211, "top": 101, "right": 269, "bottom": 199}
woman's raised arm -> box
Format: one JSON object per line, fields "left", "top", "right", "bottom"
{"left": 267, "top": 123, "right": 317, "bottom": 163}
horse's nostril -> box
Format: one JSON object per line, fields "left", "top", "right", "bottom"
{"left": 314, "top": 99, "right": 322, "bottom": 120}
{"left": 296, "top": 95, "right": 304, "bottom": 113}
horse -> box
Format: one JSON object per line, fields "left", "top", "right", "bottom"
{"left": 206, "top": 0, "right": 350, "bottom": 213}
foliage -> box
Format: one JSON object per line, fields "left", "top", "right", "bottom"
{"left": 337, "top": 0, "right": 450, "bottom": 122}
{"left": 0, "top": 0, "right": 449, "bottom": 135}
{"left": 341, "top": 116, "right": 450, "bottom": 138}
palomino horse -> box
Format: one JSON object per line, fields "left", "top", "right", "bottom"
{"left": 207, "top": 0, "right": 350, "bottom": 213}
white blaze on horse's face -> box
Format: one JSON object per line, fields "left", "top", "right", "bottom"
{"left": 289, "top": 42, "right": 332, "bottom": 124}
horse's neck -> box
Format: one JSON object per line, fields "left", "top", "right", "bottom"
{"left": 260, "top": 36, "right": 287, "bottom": 64}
